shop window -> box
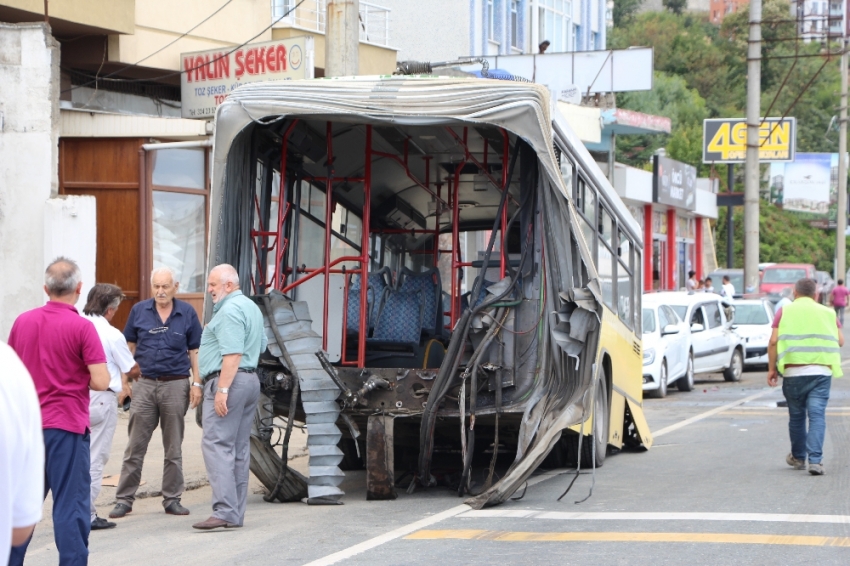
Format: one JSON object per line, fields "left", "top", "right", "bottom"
{"left": 150, "top": 148, "right": 208, "bottom": 295}
{"left": 152, "top": 191, "right": 206, "bottom": 293}
{"left": 151, "top": 148, "right": 205, "bottom": 189}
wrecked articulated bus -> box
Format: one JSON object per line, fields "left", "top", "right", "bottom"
{"left": 205, "top": 76, "right": 652, "bottom": 509}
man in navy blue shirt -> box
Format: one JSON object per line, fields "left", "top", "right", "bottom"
{"left": 109, "top": 266, "right": 203, "bottom": 519}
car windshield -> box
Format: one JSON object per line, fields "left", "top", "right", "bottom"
{"left": 763, "top": 268, "right": 807, "bottom": 283}
{"left": 642, "top": 309, "right": 656, "bottom": 334}
{"left": 734, "top": 304, "right": 770, "bottom": 325}
{"left": 670, "top": 305, "right": 687, "bottom": 321}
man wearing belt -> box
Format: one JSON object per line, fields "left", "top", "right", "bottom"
{"left": 193, "top": 264, "right": 266, "bottom": 530}
{"left": 768, "top": 277, "right": 844, "bottom": 476}
{"left": 82, "top": 284, "right": 140, "bottom": 530}
{"left": 110, "top": 266, "right": 203, "bottom": 519}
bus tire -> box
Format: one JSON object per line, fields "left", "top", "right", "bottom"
{"left": 581, "top": 376, "right": 609, "bottom": 468}
{"left": 249, "top": 434, "right": 308, "bottom": 502}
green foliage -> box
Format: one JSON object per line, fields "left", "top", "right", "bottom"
{"left": 612, "top": 0, "right": 644, "bottom": 27}
{"left": 662, "top": 0, "right": 687, "bottom": 14}
{"left": 715, "top": 205, "right": 850, "bottom": 272}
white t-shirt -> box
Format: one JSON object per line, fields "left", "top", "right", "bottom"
{"left": 722, "top": 283, "right": 735, "bottom": 298}
{"left": 84, "top": 315, "right": 136, "bottom": 393}
{"left": 0, "top": 341, "right": 44, "bottom": 563}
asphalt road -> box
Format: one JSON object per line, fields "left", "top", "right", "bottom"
{"left": 21, "top": 348, "right": 850, "bottom": 565}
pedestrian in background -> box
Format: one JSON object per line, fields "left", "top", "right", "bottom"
{"left": 193, "top": 265, "right": 266, "bottom": 531}
{"left": 1, "top": 342, "right": 44, "bottom": 565}
{"left": 768, "top": 278, "right": 843, "bottom": 475}
{"left": 110, "top": 267, "right": 203, "bottom": 520}
{"left": 721, "top": 275, "right": 736, "bottom": 298}
{"left": 830, "top": 279, "right": 849, "bottom": 326}
{"left": 7, "top": 257, "right": 110, "bottom": 566}
{"left": 704, "top": 277, "right": 716, "bottom": 294}
{"left": 82, "top": 284, "right": 140, "bottom": 531}
{"left": 686, "top": 270, "right": 697, "bottom": 292}
{"left": 775, "top": 287, "right": 793, "bottom": 313}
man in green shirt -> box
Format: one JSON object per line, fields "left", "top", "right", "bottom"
{"left": 193, "top": 264, "right": 267, "bottom": 530}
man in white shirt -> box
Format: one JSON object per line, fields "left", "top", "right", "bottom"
{"left": 0, "top": 341, "right": 44, "bottom": 564}
{"left": 721, "top": 276, "right": 736, "bottom": 299}
{"left": 82, "top": 284, "right": 140, "bottom": 530}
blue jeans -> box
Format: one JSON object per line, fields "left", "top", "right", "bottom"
{"left": 9, "top": 429, "right": 91, "bottom": 566}
{"left": 835, "top": 306, "right": 845, "bottom": 326}
{"left": 782, "top": 375, "right": 832, "bottom": 464}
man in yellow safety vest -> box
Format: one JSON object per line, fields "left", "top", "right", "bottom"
{"left": 768, "top": 278, "right": 843, "bottom": 475}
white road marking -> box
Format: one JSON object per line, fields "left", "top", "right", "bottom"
{"left": 302, "top": 471, "right": 570, "bottom": 565}
{"left": 456, "top": 510, "right": 850, "bottom": 524}
{"left": 652, "top": 388, "right": 774, "bottom": 438}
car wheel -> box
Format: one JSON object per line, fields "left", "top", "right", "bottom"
{"left": 647, "top": 360, "right": 668, "bottom": 399}
{"left": 677, "top": 352, "right": 695, "bottom": 392}
{"left": 723, "top": 348, "right": 743, "bottom": 382}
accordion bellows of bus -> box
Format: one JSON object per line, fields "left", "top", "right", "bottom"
{"left": 207, "top": 76, "right": 652, "bottom": 508}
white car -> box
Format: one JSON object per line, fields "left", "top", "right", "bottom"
{"left": 653, "top": 292, "right": 746, "bottom": 382}
{"left": 730, "top": 299, "right": 774, "bottom": 367}
{"left": 642, "top": 295, "right": 694, "bottom": 398}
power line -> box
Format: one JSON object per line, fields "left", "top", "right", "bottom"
{"left": 63, "top": 0, "right": 305, "bottom": 94}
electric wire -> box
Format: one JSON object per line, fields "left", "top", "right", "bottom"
{"left": 62, "top": 0, "right": 306, "bottom": 95}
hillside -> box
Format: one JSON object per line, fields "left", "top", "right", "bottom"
{"left": 715, "top": 203, "right": 850, "bottom": 273}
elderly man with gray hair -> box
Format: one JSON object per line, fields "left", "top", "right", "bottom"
{"left": 82, "top": 284, "right": 140, "bottom": 530}
{"left": 110, "top": 266, "right": 203, "bottom": 520}
{"left": 193, "top": 264, "right": 267, "bottom": 530}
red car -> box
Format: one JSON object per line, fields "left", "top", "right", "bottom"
{"left": 759, "top": 263, "right": 817, "bottom": 298}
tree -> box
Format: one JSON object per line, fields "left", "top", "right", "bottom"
{"left": 612, "top": 0, "right": 644, "bottom": 27}
{"left": 663, "top": 0, "right": 688, "bottom": 15}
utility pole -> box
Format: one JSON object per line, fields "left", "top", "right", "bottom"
{"left": 837, "top": 37, "right": 847, "bottom": 281}
{"left": 325, "top": 0, "right": 360, "bottom": 78}
{"left": 744, "top": 0, "right": 762, "bottom": 293}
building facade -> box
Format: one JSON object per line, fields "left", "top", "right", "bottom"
{"left": 0, "top": 1, "right": 397, "bottom": 337}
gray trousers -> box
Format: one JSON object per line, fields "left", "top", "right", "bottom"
{"left": 89, "top": 390, "right": 118, "bottom": 520}
{"left": 202, "top": 371, "right": 260, "bottom": 526}
{"left": 116, "top": 377, "right": 190, "bottom": 508}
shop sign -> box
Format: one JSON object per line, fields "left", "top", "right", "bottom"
{"left": 702, "top": 117, "right": 796, "bottom": 163}
{"left": 653, "top": 155, "right": 697, "bottom": 211}
{"left": 180, "top": 37, "right": 314, "bottom": 119}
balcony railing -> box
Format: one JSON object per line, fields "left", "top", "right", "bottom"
{"left": 272, "top": 0, "right": 391, "bottom": 47}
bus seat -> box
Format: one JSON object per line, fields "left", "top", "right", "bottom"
{"left": 346, "top": 267, "right": 392, "bottom": 333}
{"left": 369, "top": 290, "right": 424, "bottom": 344}
{"left": 397, "top": 267, "right": 441, "bottom": 336}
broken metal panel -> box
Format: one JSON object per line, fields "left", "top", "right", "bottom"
{"left": 366, "top": 415, "right": 397, "bottom": 501}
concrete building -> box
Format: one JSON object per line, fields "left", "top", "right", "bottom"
{"left": 790, "top": 0, "right": 845, "bottom": 42}
{"left": 0, "top": 1, "right": 397, "bottom": 338}
{"left": 709, "top": 0, "right": 747, "bottom": 24}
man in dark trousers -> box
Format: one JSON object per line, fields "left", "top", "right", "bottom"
{"left": 109, "top": 266, "right": 203, "bottom": 519}
{"left": 193, "top": 264, "right": 266, "bottom": 530}
{"left": 7, "top": 257, "right": 110, "bottom": 566}
{"left": 768, "top": 277, "right": 843, "bottom": 475}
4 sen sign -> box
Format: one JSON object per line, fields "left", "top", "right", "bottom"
{"left": 180, "top": 37, "right": 314, "bottom": 119}
{"left": 702, "top": 117, "right": 796, "bottom": 163}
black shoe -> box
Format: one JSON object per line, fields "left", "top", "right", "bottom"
{"left": 91, "top": 517, "right": 117, "bottom": 530}
{"left": 164, "top": 501, "right": 190, "bottom": 516}
{"left": 108, "top": 503, "right": 132, "bottom": 519}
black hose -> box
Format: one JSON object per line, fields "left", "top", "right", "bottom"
{"left": 264, "top": 377, "right": 299, "bottom": 502}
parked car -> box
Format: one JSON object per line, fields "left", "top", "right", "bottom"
{"left": 711, "top": 268, "right": 744, "bottom": 298}
{"left": 655, "top": 292, "right": 746, "bottom": 382}
{"left": 731, "top": 299, "right": 774, "bottom": 368}
{"left": 642, "top": 295, "right": 694, "bottom": 398}
{"left": 760, "top": 263, "right": 817, "bottom": 300}
{"left": 815, "top": 271, "right": 835, "bottom": 305}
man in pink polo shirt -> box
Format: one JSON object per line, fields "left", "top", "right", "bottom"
{"left": 7, "top": 257, "right": 110, "bottom": 566}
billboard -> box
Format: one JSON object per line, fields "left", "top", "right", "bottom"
{"left": 180, "top": 37, "right": 314, "bottom": 119}
{"left": 702, "top": 117, "right": 796, "bottom": 163}
{"left": 769, "top": 153, "right": 845, "bottom": 228}
{"left": 653, "top": 155, "right": 697, "bottom": 211}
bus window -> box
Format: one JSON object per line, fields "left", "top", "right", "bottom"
{"left": 560, "top": 157, "right": 573, "bottom": 194}
{"left": 598, "top": 206, "right": 613, "bottom": 248}
{"left": 634, "top": 248, "right": 642, "bottom": 332}
{"left": 598, "top": 242, "right": 615, "bottom": 310}
{"left": 618, "top": 257, "right": 632, "bottom": 328}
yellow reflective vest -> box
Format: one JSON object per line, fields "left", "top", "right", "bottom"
{"left": 777, "top": 297, "right": 843, "bottom": 377}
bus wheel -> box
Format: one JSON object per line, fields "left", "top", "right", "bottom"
{"left": 583, "top": 376, "right": 609, "bottom": 468}
{"left": 249, "top": 434, "right": 308, "bottom": 502}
